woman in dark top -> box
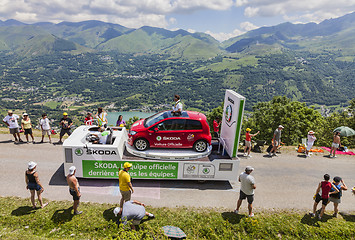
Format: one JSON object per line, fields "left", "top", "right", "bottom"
{"left": 25, "top": 161, "right": 48, "bottom": 209}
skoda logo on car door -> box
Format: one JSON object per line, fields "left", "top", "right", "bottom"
{"left": 156, "top": 136, "right": 162, "bottom": 141}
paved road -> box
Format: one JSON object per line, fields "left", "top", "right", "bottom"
{"left": 1, "top": 134, "right": 355, "bottom": 213}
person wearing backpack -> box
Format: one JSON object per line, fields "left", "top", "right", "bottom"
{"left": 329, "top": 176, "right": 347, "bottom": 217}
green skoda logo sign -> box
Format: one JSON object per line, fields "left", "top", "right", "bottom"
{"left": 156, "top": 136, "right": 162, "bottom": 141}
{"left": 225, "top": 105, "right": 233, "bottom": 123}
{"left": 75, "top": 148, "right": 83, "bottom": 156}
{"left": 202, "top": 168, "right": 210, "bottom": 174}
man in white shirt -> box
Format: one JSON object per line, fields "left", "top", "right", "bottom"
{"left": 3, "top": 110, "right": 23, "bottom": 142}
{"left": 39, "top": 113, "right": 52, "bottom": 143}
{"left": 234, "top": 166, "right": 256, "bottom": 217}
{"left": 172, "top": 94, "right": 183, "bottom": 116}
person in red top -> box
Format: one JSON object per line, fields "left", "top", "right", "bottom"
{"left": 244, "top": 128, "right": 260, "bottom": 157}
{"left": 85, "top": 112, "right": 93, "bottom": 126}
{"left": 310, "top": 174, "right": 339, "bottom": 220}
{"left": 213, "top": 117, "right": 221, "bottom": 138}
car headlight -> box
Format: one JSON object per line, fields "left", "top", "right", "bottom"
{"left": 130, "top": 130, "right": 137, "bottom": 135}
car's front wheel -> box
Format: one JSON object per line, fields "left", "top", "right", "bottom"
{"left": 134, "top": 138, "right": 149, "bottom": 151}
{"left": 193, "top": 140, "right": 208, "bottom": 152}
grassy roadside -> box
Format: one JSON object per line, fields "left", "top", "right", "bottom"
{"left": 1, "top": 197, "right": 355, "bottom": 239}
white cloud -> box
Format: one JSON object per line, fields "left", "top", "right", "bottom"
{"left": 205, "top": 28, "right": 244, "bottom": 42}
{"left": 241, "top": 0, "right": 355, "bottom": 24}
{"left": 240, "top": 21, "right": 258, "bottom": 31}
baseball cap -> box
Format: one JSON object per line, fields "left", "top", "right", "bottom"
{"left": 113, "top": 207, "right": 120, "bottom": 217}
{"left": 23, "top": 113, "right": 28, "bottom": 116}
{"left": 8, "top": 110, "right": 13, "bottom": 114}
{"left": 63, "top": 112, "right": 68, "bottom": 116}
{"left": 69, "top": 166, "right": 76, "bottom": 175}
{"left": 246, "top": 128, "right": 251, "bottom": 132}
{"left": 278, "top": 125, "right": 284, "bottom": 128}
{"left": 123, "top": 162, "right": 132, "bottom": 168}
{"left": 245, "top": 166, "right": 254, "bottom": 171}
{"left": 28, "top": 161, "right": 37, "bottom": 170}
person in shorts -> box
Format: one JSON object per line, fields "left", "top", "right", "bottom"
{"left": 329, "top": 176, "right": 347, "bottom": 217}
{"left": 213, "top": 117, "right": 221, "bottom": 138}
{"left": 310, "top": 174, "right": 339, "bottom": 220}
{"left": 119, "top": 162, "right": 134, "bottom": 214}
{"left": 59, "top": 112, "right": 73, "bottom": 144}
{"left": 67, "top": 166, "right": 82, "bottom": 215}
{"left": 330, "top": 131, "right": 341, "bottom": 158}
{"left": 305, "top": 130, "right": 316, "bottom": 157}
{"left": 25, "top": 161, "right": 48, "bottom": 209}
{"left": 269, "top": 125, "right": 283, "bottom": 157}
{"left": 3, "top": 110, "right": 23, "bottom": 142}
{"left": 21, "top": 113, "right": 35, "bottom": 143}
{"left": 39, "top": 113, "right": 51, "bottom": 143}
{"left": 243, "top": 128, "right": 260, "bottom": 157}
{"left": 117, "top": 200, "right": 154, "bottom": 230}
{"left": 234, "top": 166, "right": 256, "bottom": 217}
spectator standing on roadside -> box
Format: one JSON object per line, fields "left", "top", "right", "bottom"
{"left": 329, "top": 176, "right": 347, "bottom": 217}
{"left": 115, "top": 200, "right": 154, "bottom": 230}
{"left": 244, "top": 128, "right": 260, "bottom": 157}
{"left": 25, "top": 161, "right": 48, "bottom": 209}
{"left": 85, "top": 112, "right": 93, "bottom": 126}
{"left": 3, "top": 110, "right": 23, "bottom": 143}
{"left": 67, "top": 166, "right": 82, "bottom": 215}
{"left": 116, "top": 115, "right": 126, "bottom": 127}
{"left": 310, "top": 174, "right": 338, "bottom": 220}
{"left": 95, "top": 107, "right": 108, "bottom": 128}
{"left": 59, "top": 112, "right": 73, "bottom": 144}
{"left": 39, "top": 113, "right": 51, "bottom": 143}
{"left": 330, "top": 131, "right": 341, "bottom": 158}
{"left": 305, "top": 130, "right": 316, "bottom": 157}
{"left": 213, "top": 117, "right": 221, "bottom": 138}
{"left": 21, "top": 113, "right": 35, "bottom": 143}
{"left": 269, "top": 125, "right": 284, "bottom": 157}
{"left": 234, "top": 166, "right": 256, "bottom": 217}
{"left": 171, "top": 95, "right": 183, "bottom": 116}
{"left": 119, "top": 162, "right": 134, "bottom": 214}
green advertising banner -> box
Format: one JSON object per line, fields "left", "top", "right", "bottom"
{"left": 82, "top": 160, "right": 179, "bottom": 179}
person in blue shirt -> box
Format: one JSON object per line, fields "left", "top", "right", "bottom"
{"left": 329, "top": 176, "right": 347, "bottom": 217}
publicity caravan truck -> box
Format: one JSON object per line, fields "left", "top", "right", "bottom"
{"left": 63, "top": 90, "right": 245, "bottom": 182}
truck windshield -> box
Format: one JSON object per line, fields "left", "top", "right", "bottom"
{"left": 144, "top": 112, "right": 169, "bottom": 128}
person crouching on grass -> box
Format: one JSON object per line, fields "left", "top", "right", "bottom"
{"left": 310, "top": 174, "right": 339, "bottom": 220}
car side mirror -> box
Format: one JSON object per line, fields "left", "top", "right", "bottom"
{"left": 154, "top": 127, "right": 159, "bottom": 132}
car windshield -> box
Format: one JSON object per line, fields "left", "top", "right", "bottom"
{"left": 144, "top": 112, "right": 170, "bottom": 128}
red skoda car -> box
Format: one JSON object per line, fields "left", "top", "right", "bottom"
{"left": 128, "top": 111, "right": 212, "bottom": 152}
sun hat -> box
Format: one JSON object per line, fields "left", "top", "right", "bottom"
{"left": 123, "top": 162, "right": 132, "bottom": 168}
{"left": 278, "top": 125, "right": 284, "bottom": 128}
{"left": 246, "top": 128, "right": 251, "bottom": 132}
{"left": 69, "top": 166, "right": 76, "bottom": 175}
{"left": 113, "top": 207, "right": 120, "bottom": 217}
{"left": 28, "top": 161, "right": 37, "bottom": 170}
{"left": 308, "top": 130, "right": 315, "bottom": 135}
{"left": 8, "top": 110, "right": 13, "bottom": 114}
{"left": 245, "top": 166, "right": 254, "bottom": 172}
{"left": 23, "top": 113, "right": 28, "bottom": 116}
{"left": 63, "top": 112, "right": 68, "bottom": 116}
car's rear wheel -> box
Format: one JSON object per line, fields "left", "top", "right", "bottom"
{"left": 134, "top": 138, "right": 149, "bottom": 151}
{"left": 193, "top": 140, "right": 208, "bottom": 152}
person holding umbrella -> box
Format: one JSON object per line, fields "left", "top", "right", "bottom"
{"left": 330, "top": 131, "right": 341, "bottom": 158}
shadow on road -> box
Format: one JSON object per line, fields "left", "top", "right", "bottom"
{"left": 300, "top": 214, "right": 320, "bottom": 227}
{"left": 0, "top": 140, "right": 13, "bottom": 144}
{"left": 340, "top": 212, "right": 355, "bottom": 222}
{"left": 49, "top": 163, "right": 67, "bottom": 186}
{"left": 51, "top": 207, "right": 74, "bottom": 223}
{"left": 11, "top": 206, "right": 37, "bottom": 216}
{"left": 297, "top": 154, "right": 307, "bottom": 158}
{"left": 156, "top": 179, "right": 233, "bottom": 190}
{"left": 221, "top": 212, "right": 245, "bottom": 224}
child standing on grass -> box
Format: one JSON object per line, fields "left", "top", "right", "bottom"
{"left": 310, "top": 174, "right": 339, "bottom": 220}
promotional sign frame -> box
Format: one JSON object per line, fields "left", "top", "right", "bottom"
{"left": 219, "top": 90, "right": 245, "bottom": 158}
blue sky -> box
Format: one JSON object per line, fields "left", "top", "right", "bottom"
{"left": 0, "top": 0, "right": 354, "bottom": 41}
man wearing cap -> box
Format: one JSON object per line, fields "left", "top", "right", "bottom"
{"left": 67, "top": 166, "right": 82, "bottom": 215}
{"left": 305, "top": 131, "right": 316, "bottom": 157}
{"left": 235, "top": 166, "right": 256, "bottom": 217}
{"left": 269, "top": 125, "right": 284, "bottom": 157}
{"left": 244, "top": 128, "right": 260, "bottom": 157}
{"left": 59, "top": 112, "right": 73, "bottom": 144}
{"left": 115, "top": 200, "right": 154, "bottom": 230}
{"left": 119, "top": 162, "right": 134, "bottom": 213}
{"left": 3, "top": 110, "right": 23, "bottom": 142}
